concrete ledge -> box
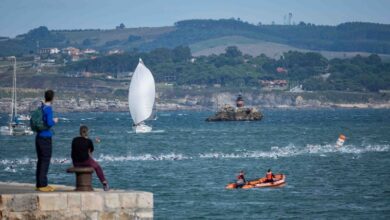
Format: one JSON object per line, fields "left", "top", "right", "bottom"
{"left": 0, "top": 182, "right": 153, "bottom": 220}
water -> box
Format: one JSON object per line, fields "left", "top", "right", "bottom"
{"left": 1, "top": 109, "right": 390, "bottom": 219}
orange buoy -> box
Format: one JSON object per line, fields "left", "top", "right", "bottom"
{"left": 336, "top": 134, "right": 346, "bottom": 147}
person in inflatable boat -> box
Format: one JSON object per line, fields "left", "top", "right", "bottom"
{"left": 265, "top": 169, "right": 275, "bottom": 183}
{"left": 236, "top": 170, "right": 246, "bottom": 188}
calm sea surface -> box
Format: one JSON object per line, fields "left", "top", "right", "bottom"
{"left": 1, "top": 109, "right": 390, "bottom": 219}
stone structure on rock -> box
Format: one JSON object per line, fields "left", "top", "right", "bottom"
{"left": 206, "top": 94, "right": 263, "bottom": 121}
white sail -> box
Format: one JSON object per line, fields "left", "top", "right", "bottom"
{"left": 128, "top": 59, "right": 156, "bottom": 125}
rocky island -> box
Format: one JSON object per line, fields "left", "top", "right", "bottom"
{"left": 206, "top": 95, "right": 263, "bottom": 121}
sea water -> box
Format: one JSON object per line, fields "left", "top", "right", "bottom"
{"left": 1, "top": 109, "right": 389, "bottom": 219}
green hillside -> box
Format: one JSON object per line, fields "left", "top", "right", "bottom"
{"left": 1, "top": 19, "right": 390, "bottom": 56}
{"left": 140, "top": 19, "right": 390, "bottom": 54}
{"left": 61, "top": 46, "right": 390, "bottom": 92}
{"left": 190, "top": 36, "right": 390, "bottom": 60}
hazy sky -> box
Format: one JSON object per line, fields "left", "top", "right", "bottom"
{"left": 1, "top": 0, "right": 389, "bottom": 37}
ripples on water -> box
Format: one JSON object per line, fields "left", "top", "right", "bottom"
{"left": 1, "top": 109, "right": 390, "bottom": 219}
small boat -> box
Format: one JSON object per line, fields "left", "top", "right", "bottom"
{"left": 0, "top": 56, "right": 33, "bottom": 136}
{"left": 128, "top": 58, "right": 156, "bottom": 133}
{"left": 226, "top": 174, "right": 286, "bottom": 189}
{"left": 16, "top": 114, "right": 31, "bottom": 121}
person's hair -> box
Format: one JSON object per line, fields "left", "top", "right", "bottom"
{"left": 80, "top": 125, "right": 89, "bottom": 138}
{"left": 268, "top": 169, "right": 271, "bottom": 172}
{"left": 44, "top": 90, "right": 55, "bottom": 102}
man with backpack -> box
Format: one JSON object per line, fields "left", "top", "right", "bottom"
{"left": 31, "top": 90, "right": 58, "bottom": 192}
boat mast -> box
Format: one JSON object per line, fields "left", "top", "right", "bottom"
{"left": 9, "top": 56, "right": 17, "bottom": 123}
{"left": 13, "top": 57, "right": 17, "bottom": 119}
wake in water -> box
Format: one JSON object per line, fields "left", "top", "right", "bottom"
{"left": 126, "top": 129, "right": 165, "bottom": 134}
{"left": 199, "top": 144, "right": 389, "bottom": 159}
{"left": 0, "top": 158, "right": 70, "bottom": 172}
{"left": 0, "top": 158, "right": 70, "bottom": 166}
{"left": 96, "top": 153, "right": 188, "bottom": 161}
{"left": 80, "top": 117, "right": 96, "bottom": 121}
{"left": 1, "top": 144, "right": 388, "bottom": 172}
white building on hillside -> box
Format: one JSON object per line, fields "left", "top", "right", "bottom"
{"left": 83, "top": 48, "right": 98, "bottom": 54}
{"left": 39, "top": 48, "right": 60, "bottom": 54}
{"left": 62, "top": 47, "right": 80, "bottom": 56}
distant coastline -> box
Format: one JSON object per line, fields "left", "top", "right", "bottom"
{"left": 0, "top": 96, "right": 389, "bottom": 114}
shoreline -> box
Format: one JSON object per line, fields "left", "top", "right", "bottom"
{"left": 1, "top": 102, "right": 389, "bottom": 114}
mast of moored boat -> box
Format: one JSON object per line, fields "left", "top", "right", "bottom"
{"left": 11, "top": 56, "right": 17, "bottom": 123}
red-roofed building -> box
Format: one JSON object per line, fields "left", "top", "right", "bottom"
{"left": 276, "top": 67, "right": 288, "bottom": 73}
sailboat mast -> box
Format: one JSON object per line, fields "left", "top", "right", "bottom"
{"left": 13, "top": 57, "right": 17, "bottom": 119}
{"left": 9, "top": 56, "right": 16, "bottom": 123}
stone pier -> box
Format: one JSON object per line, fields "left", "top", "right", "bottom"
{"left": 0, "top": 182, "right": 153, "bottom": 220}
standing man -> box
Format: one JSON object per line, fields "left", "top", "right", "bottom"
{"left": 35, "top": 90, "right": 58, "bottom": 192}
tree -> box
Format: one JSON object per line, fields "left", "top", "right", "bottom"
{"left": 225, "top": 46, "right": 242, "bottom": 58}
{"left": 116, "top": 23, "right": 125, "bottom": 29}
{"left": 172, "top": 46, "right": 191, "bottom": 62}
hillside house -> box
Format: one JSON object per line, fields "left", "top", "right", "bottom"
{"left": 83, "top": 48, "right": 98, "bottom": 54}
{"left": 62, "top": 47, "right": 80, "bottom": 56}
{"left": 260, "top": 80, "right": 288, "bottom": 90}
{"left": 39, "top": 48, "right": 60, "bottom": 54}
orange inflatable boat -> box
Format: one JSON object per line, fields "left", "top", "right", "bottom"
{"left": 226, "top": 174, "right": 286, "bottom": 189}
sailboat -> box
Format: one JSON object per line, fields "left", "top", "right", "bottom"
{"left": 128, "top": 58, "right": 156, "bottom": 133}
{"left": 0, "top": 56, "right": 33, "bottom": 136}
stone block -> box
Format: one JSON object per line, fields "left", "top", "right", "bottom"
{"left": 137, "top": 192, "right": 153, "bottom": 209}
{"left": 104, "top": 193, "right": 120, "bottom": 209}
{"left": 118, "top": 211, "right": 136, "bottom": 220}
{"left": 9, "top": 194, "right": 37, "bottom": 212}
{"left": 0, "top": 194, "right": 13, "bottom": 210}
{"left": 3, "top": 211, "right": 33, "bottom": 220}
{"left": 81, "top": 193, "right": 104, "bottom": 211}
{"left": 38, "top": 193, "right": 67, "bottom": 211}
{"left": 67, "top": 193, "right": 81, "bottom": 210}
{"left": 85, "top": 211, "right": 98, "bottom": 220}
{"left": 99, "top": 211, "right": 116, "bottom": 220}
{"left": 120, "top": 193, "right": 137, "bottom": 209}
{"left": 135, "top": 210, "right": 153, "bottom": 220}
{"left": 4, "top": 211, "right": 24, "bottom": 220}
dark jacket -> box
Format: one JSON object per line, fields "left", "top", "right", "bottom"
{"left": 71, "top": 137, "right": 94, "bottom": 163}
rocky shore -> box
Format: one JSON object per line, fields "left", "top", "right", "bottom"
{"left": 0, "top": 98, "right": 205, "bottom": 114}
{"left": 0, "top": 92, "right": 390, "bottom": 114}
{"left": 206, "top": 105, "right": 263, "bottom": 121}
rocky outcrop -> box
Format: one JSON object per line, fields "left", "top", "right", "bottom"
{"left": 206, "top": 105, "right": 263, "bottom": 121}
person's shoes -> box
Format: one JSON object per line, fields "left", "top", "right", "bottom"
{"left": 103, "top": 183, "right": 110, "bottom": 191}
{"left": 35, "top": 186, "right": 54, "bottom": 192}
{"left": 47, "top": 185, "right": 56, "bottom": 191}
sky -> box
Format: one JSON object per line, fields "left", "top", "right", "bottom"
{"left": 1, "top": 0, "right": 389, "bottom": 37}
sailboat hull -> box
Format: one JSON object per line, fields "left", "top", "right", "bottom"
{"left": 133, "top": 124, "right": 152, "bottom": 133}
{"left": 0, "top": 124, "right": 33, "bottom": 136}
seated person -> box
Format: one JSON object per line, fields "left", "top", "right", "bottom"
{"left": 236, "top": 170, "right": 246, "bottom": 188}
{"left": 265, "top": 169, "right": 275, "bottom": 183}
{"left": 71, "top": 125, "right": 109, "bottom": 191}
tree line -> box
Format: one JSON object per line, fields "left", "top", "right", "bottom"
{"left": 61, "top": 46, "right": 390, "bottom": 92}
{"left": 1, "top": 19, "right": 390, "bottom": 56}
